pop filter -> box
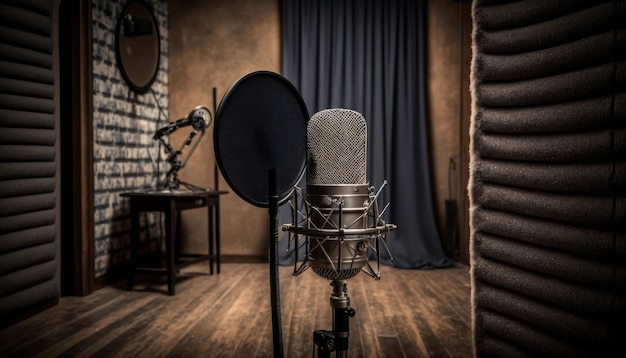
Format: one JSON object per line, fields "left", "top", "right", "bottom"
{"left": 214, "top": 71, "right": 308, "bottom": 208}
{"left": 214, "top": 71, "right": 308, "bottom": 357}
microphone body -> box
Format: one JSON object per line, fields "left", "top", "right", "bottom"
{"left": 154, "top": 106, "right": 210, "bottom": 139}
{"left": 306, "top": 109, "right": 370, "bottom": 281}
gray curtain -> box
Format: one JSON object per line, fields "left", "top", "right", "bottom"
{"left": 279, "top": 0, "right": 453, "bottom": 269}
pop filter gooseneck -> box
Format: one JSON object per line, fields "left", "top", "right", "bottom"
{"left": 213, "top": 71, "right": 309, "bottom": 358}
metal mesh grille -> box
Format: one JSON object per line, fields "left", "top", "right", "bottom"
{"left": 307, "top": 108, "right": 367, "bottom": 184}
{"left": 312, "top": 267, "right": 362, "bottom": 281}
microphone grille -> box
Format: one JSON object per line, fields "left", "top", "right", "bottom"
{"left": 312, "top": 266, "right": 362, "bottom": 281}
{"left": 307, "top": 109, "right": 367, "bottom": 184}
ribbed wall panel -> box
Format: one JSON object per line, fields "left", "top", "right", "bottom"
{"left": 476, "top": 2, "right": 618, "bottom": 53}
{"left": 0, "top": 5, "right": 52, "bottom": 36}
{"left": 0, "top": 280, "right": 57, "bottom": 324}
{"left": 0, "top": 259, "right": 56, "bottom": 297}
{"left": 0, "top": 209, "right": 55, "bottom": 235}
{"left": 0, "top": 241, "right": 56, "bottom": 276}
{"left": 470, "top": 0, "right": 625, "bottom": 356}
{"left": 478, "top": 159, "right": 623, "bottom": 193}
{"left": 0, "top": 127, "right": 55, "bottom": 145}
{"left": 474, "top": 258, "right": 618, "bottom": 314}
{"left": 0, "top": 109, "right": 54, "bottom": 128}
{"left": 479, "top": 96, "right": 620, "bottom": 133}
{"left": 0, "top": 145, "right": 55, "bottom": 162}
{"left": 0, "top": 93, "right": 55, "bottom": 112}
{"left": 0, "top": 177, "right": 55, "bottom": 198}
{"left": 0, "top": 78, "right": 55, "bottom": 99}
{"left": 0, "top": 193, "right": 56, "bottom": 217}
{"left": 0, "top": 0, "right": 58, "bottom": 326}
{"left": 0, "top": 225, "right": 56, "bottom": 253}
{"left": 0, "top": 26, "right": 52, "bottom": 53}
{"left": 475, "top": 209, "right": 622, "bottom": 256}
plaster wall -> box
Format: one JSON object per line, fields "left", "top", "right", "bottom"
{"left": 169, "top": 0, "right": 280, "bottom": 259}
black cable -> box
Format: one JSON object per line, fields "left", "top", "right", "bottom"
{"left": 150, "top": 87, "right": 167, "bottom": 243}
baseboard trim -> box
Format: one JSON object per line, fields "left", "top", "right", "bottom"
{"left": 94, "top": 255, "right": 269, "bottom": 292}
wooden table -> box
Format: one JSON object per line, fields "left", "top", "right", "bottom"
{"left": 121, "top": 189, "right": 228, "bottom": 295}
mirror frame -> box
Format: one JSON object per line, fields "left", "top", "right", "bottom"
{"left": 115, "top": 0, "right": 160, "bottom": 93}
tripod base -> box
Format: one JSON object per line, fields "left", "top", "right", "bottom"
{"left": 314, "top": 280, "right": 355, "bottom": 358}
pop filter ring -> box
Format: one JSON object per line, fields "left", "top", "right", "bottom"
{"left": 214, "top": 71, "right": 309, "bottom": 208}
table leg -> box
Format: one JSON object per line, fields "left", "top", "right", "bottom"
{"left": 166, "top": 201, "right": 176, "bottom": 295}
{"left": 208, "top": 206, "right": 214, "bottom": 275}
{"left": 128, "top": 201, "right": 139, "bottom": 291}
{"left": 216, "top": 197, "right": 221, "bottom": 274}
{"left": 176, "top": 210, "right": 182, "bottom": 274}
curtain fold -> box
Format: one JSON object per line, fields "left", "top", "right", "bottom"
{"left": 279, "top": 0, "right": 453, "bottom": 269}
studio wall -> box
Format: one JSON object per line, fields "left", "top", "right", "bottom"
{"left": 168, "top": 0, "right": 469, "bottom": 263}
{"left": 0, "top": 0, "right": 60, "bottom": 327}
{"left": 91, "top": 0, "right": 169, "bottom": 277}
{"left": 427, "top": 0, "right": 472, "bottom": 264}
{"left": 168, "top": 0, "right": 281, "bottom": 260}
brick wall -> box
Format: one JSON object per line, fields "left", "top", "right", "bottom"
{"left": 92, "top": 0, "right": 168, "bottom": 277}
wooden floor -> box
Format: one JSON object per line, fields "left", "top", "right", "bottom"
{"left": 0, "top": 262, "right": 472, "bottom": 357}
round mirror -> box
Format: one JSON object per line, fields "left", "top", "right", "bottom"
{"left": 115, "top": 0, "right": 160, "bottom": 93}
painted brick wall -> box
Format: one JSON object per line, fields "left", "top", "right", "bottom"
{"left": 92, "top": 0, "right": 168, "bottom": 277}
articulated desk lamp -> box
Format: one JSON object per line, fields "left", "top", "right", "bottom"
{"left": 153, "top": 106, "right": 212, "bottom": 192}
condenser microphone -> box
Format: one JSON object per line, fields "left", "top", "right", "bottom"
{"left": 305, "top": 108, "right": 372, "bottom": 281}
{"left": 153, "top": 106, "right": 210, "bottom": 139}
{"left": 282, "top": 108, "right": 396, "bottom": 357}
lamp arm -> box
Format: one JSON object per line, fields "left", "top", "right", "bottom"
{"left": 179, "top": 128, "right": 204, "bottom": 169}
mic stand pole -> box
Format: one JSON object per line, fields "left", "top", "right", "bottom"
{"left": 314, "top": 280, "right": 355, "bottom": 358}
{"left": 268, "top": 169, "right": 284, "bottom": 358}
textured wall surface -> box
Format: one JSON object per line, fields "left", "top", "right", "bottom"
{"left": 0, "top": 0, "right": 59, "bottom": 327}
{"left": 426, "top": 0, "right": 468, "bottom": 262}
{"left": 92, "top": 0, "right": 168, "bottom": 277}
{"left": 169, "top": 0, "right": 280, "bottom": 259}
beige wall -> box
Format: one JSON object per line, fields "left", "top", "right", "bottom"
{"left": 426, "top": 0, "right": 472, "bottom": 264}
{"left": 169, "top": 0, "right": 472, "bottom": 263}
{"left": 169, "top": 0, "right": 280, "bottom": 260}
{"left": 427, "top": 0, "right": 461, "bottom": 249}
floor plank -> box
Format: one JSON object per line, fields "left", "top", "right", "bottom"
{"left": 0, "top": 262, "right": 472, "bottom": 357}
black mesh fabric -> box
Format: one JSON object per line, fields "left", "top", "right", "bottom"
{"left": 470, "top": 0, "right": 625, "bottom": 356}
{"left": 214, "top": 71, "right": 308, "bottom": 207}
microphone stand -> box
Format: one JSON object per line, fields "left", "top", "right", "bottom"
{"left": 268, "top": 169, "right": 284, "bottom": 358}
{"left": 282, "top": 181, "right": 397, "bottom": 357}
{"left": 314, "top": 280, "right": 355, "bottom": 358}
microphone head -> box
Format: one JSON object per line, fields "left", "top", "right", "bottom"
{"left": 305, "top": 109, "right": 369, "bottom": 281}
{"left": 307, "top": 109, "right": 367, "bottom": 185}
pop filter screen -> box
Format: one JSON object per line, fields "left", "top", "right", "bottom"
{"left": 214, "top": 71, "right": 308, "bottom": 207}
